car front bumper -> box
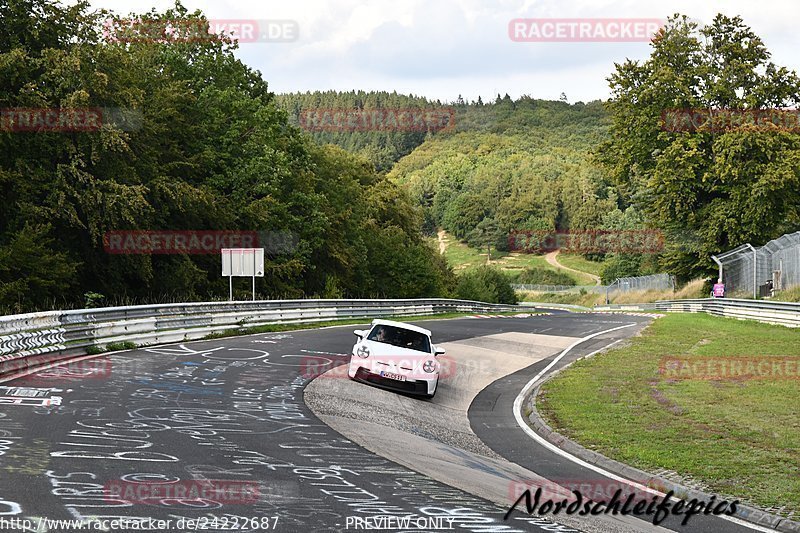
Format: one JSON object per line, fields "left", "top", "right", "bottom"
{"left": 349, "top": 365, "right": 436, "bottom": 396}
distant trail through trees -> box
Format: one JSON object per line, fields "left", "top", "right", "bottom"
{"left": 437, "top": 230, "right": 447, "bottom": 254}
{"left": 546, "top": 250, "right": 601, "bottom": 285}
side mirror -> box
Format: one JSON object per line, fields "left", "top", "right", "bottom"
{"left": 354, "top": 329, "right": 366, "bottom": 339}
{"left": 434, "top": 346, "right": 446, "bottom": 356}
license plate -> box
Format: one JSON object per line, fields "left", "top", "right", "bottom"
{"left": 380, "top": 371, "right": 406, "bottom": 382}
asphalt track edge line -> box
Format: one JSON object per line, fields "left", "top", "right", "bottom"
{"left": 511, "top": 324, "right": 781, "bottom": 533}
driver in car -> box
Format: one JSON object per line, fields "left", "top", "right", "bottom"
{"left": 373, "top": 326, "right": 388, "bottom": 343}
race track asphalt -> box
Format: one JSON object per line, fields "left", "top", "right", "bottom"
{"left": 0, "top": 313, "right": 763, "bottom": 533}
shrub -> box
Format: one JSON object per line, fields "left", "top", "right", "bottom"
{"left": 106, "top": 341, "right": 137, "bottom": 351}
{"left": 84, "top": 292, "right": 106, "bottom": 309}
{"left": 456, "top": 266, "right": 517, "bottom": 304}
{"left": 516, "top": 267, "right": 576, "bottom": 286}
{"left": 599, "top": 254, "right": 642, "bottom": 284}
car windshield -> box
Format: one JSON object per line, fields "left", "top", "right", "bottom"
{"left": 367, "top": 325, "right": 431, "bottom": 353}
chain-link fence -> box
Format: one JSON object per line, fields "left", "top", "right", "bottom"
{"left": 510, "top": 284, "right": 606, "bottom": 293}
{"left": 607, "top": 273, "right": 674, "bottom": 292}
{"left": 512, "top": 273, "right": 674, "bottom": 294}
{"left": 713, "top": 232, "right": 800, "bottom": 298}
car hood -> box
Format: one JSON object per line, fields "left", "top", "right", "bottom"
{"left": 360, "top": 340, "right": 431, "bottom": 359}
{"left": 357, "top": 340, "right": 437, "bottom": 376}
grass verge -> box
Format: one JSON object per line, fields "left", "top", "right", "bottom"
{"left": 555, "top": 253, "right": 604, "bottom": 278}
{"left": 537, "top": 313, "right": 800, "bottom": 517}
{"left": 519, "top": 290, "right": 605, "bottom": 307}
{"left": 437, "top": 230, "right": 585, "bottom": 284}
{"left": 771, "top": 286, "right": 800, "bottom": 302}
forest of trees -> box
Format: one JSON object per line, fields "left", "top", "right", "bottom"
{"left": 387, "top": 104, "right": 613, "bottom": 240}
{"left": 295, "top": 16, "right": 800, "bottom": 286}
{"left": 0, "top": 0, "right": 454, "bottom": 313}
{"left": 278, "top": 92, "right": 626, "bottom": 243}
{"left": 278, "top": 91, "right": 654, "bottom": 285}
{"left": 2, "top": 2, "right": 798, "bottom": 313}
{"left": 383, "top": 98, "right": 662, "bottom": 282}
{"left": 275, "top": 91, "right": 443, "bottom": 172}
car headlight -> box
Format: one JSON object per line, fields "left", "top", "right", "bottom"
{"left": 422, "top": 360, "right": 436, "bottom": 373}
{"left": 356, "top": 345, "right": 370, "bottom": 358}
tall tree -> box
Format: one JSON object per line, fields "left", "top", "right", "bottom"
{"left": 601, "top": 14, "right": 800, "bottom": 280}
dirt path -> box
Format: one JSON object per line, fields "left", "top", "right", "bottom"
{"left": 437, "top": 229, "right": 447, "bottom": 254}
{"left": 545, "top": 250, "right": 602, "bottom": 285}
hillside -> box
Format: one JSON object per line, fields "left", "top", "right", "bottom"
{"left": 388, "top": 123, "right": 613, "bottom": 241}
{"left": 277, "top": 91, "right": 653, "bottom": 282}
{"left": 278, "top": 92, "right": 617, "bottom": 242}
{"left": 275, "top": 92, "right": 609, "bottom": 171}
{"left": 275, "top": 91, "right": 445, "bottom": 172}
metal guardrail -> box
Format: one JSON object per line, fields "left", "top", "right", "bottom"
{"left": 0, "top": 299, "right": 526, "bottom": 378}
{"left": 654, "top": 298, "right": 800, "bottom": 328}
{"left": 594, "top": 298, "right": 800, "bottom": 327}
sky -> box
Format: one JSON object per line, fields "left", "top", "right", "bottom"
{"left": 89, "top": 0, "right": 799, "bottom": 103}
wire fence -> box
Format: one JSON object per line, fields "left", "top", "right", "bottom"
{"left": 510, "top": 284, "right": 606, "bottom": 293}
{"left": 713, "top": 231, "right": 800, "bottom": 298}
{"left": 607, "top": 273, "right": 675, "bottom": 294}
{"left": 512, "top": 273, "right": 674, "bottom": 294}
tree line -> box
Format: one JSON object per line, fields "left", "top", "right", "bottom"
{"left": 322, "top": 15, "right": 800, "bottom": 286}
{"left": 601, "top": 14, "right": 800, "bottom": 281}
{"left": 5, "top": 3, "right": 794, "bottom": 313}
{"left": 0, "top": 0, "right": 458, "bottom": 313}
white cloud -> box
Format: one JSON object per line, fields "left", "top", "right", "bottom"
{"left": 88, "top": 0, "right": 800, "bottom": 102}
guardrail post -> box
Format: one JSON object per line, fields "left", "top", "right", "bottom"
{"left": 745, "top": 243, "right": 757, "bottom": 299}
{"left": 711, "top": 255, "right": 723, "bottom": 285}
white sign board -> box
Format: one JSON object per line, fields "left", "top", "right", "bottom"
{"left": 221, "top": 248, "right": 264, "bottom": 277}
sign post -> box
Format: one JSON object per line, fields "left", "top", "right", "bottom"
{"left": 221, "top": 248, "right": 265, "bottom": 301}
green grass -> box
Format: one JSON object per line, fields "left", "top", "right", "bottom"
{"left": 519, "top": 290, "right": 604, "bottom": 307}
{"left": 439, "top": 235, "right": 506, "bottom": 270}
{"left": 555, "top": 253, "right": 604, "bottom": 278}
{"left": 538, "top": 313, "right": 800, "bottom": 516}
{"left": 438, "top": 231, "right": 585, "bottom": 284}
{"left": 84, "top": 341, "right": 138, "bottom": 355}
{"left": 513, "top": 268, "right": 577, "bottom": 286}
{"left": 771, "top": 286, "right": 800, "bottom": 302}
{"left": 494, "top": 252, "right": 569, "bottom": 277}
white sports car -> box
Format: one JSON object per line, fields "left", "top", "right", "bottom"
{"left": 348, "top": 319, "right": 445, "bottom": 398}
